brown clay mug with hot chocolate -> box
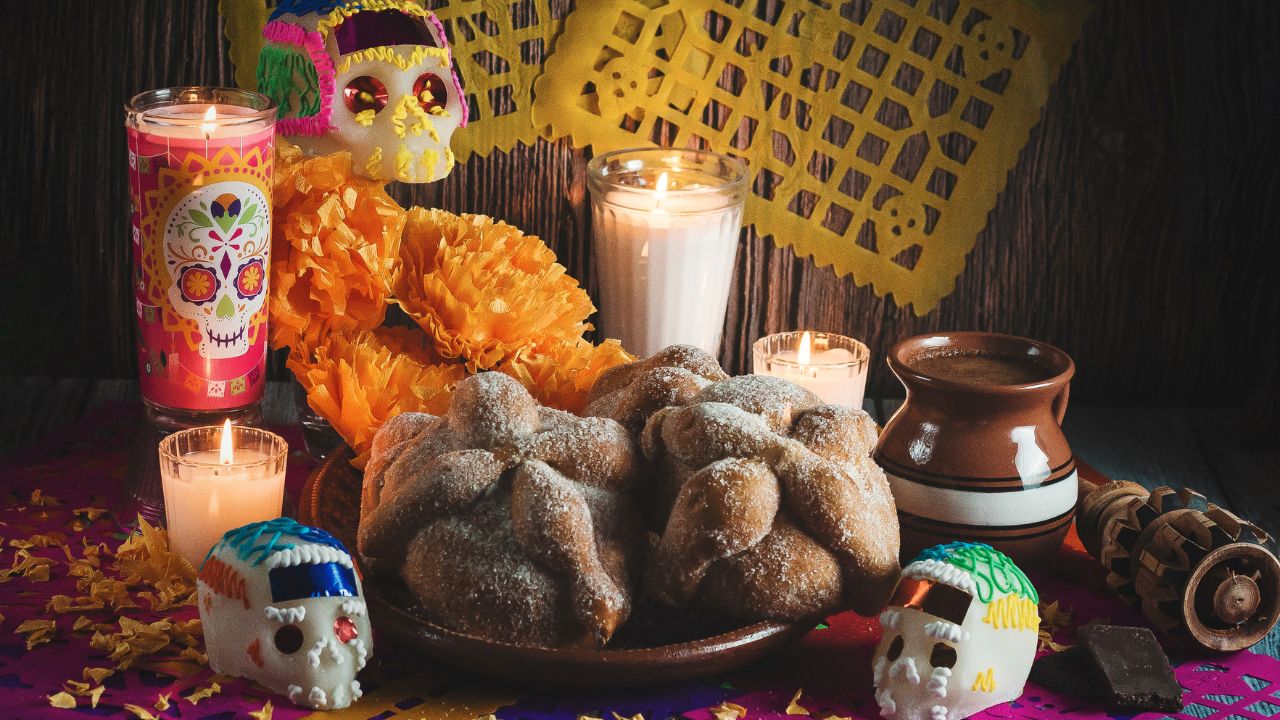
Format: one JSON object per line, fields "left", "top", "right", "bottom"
{"left": 874, "top": 332, "right": 1076, "bottom": 565}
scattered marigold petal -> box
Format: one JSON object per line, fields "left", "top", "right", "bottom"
{"left": 154, "top": 693, "right": 171, "bottom": 711}
{"left": 250, "top": 700, "right": 275, "bottom": 720}
{"left": 184, "top": 682, "right": 221, "bottom": 704}
{"left": 710, "top": 703, "right": 748, "bottom": 720}
{"left": 786, "top": 689, "right": 810, "bottom": 715}
{"left": 123, "top": 703, "right": 158, "bottom": 720}
{"left": 48, "top": 692, "right": 76, "bottom": 709}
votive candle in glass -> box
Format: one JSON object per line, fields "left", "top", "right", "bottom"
{"left": 752, "top": 331, "right": 871, "bottom": 408}
{"left": 158, "top": 420, "right": 287, "bottom": 566}
{"left": 587, "top": 147, "right": 749, "bottom": 358}
{"left": 126, "top": 87, "right": 276, "bottom": 416}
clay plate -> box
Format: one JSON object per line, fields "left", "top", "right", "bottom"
{"left": 299, "top": 447, "right": 811, "bottom": 688}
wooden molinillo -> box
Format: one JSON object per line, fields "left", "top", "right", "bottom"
{"left": 1077, "top": 473, "right": 1280, "bottom": 652}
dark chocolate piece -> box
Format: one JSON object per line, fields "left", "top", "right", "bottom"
{"left": 1078, "top": 625, "right": 1184, "bottom": 712}
{"left": 1029, "top": 645, "right": 1097, "bottom": 700}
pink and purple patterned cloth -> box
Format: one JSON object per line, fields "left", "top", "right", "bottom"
{"left": 2, "top": 401, "right": 1278, "bottom": 719}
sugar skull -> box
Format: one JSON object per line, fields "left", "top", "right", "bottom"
{"left": 165, "top": 183, "right": 269, "bottom": 359}
{"left": 197, "top": 519, "right": 373, "bottom": 710}
{"left": 872, "top": 542, "right": 1039, "bottom": 720}
{"left": 256, "top": 0, "right": 467, "bottom": 183}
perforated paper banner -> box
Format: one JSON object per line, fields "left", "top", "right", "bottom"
{"left": 219, "top": 0, "right": 567, "bottom": 160}
{"left": 532, "top": 0, "right": 1091, "bottom": 312}
{"left": 428, "top": 0, "right": 568, "bottom": 159}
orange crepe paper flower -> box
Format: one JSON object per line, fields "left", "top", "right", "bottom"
{"left": 499, "top": 338, "right": 634, "bottom": 413}
{"left": 269, "top": 140, "right": 406, "bottom": 351}
{"left": 392, "top": 207, "right": 596, "bottom": 372}
{"left": 288, "top": 328, "right": 466, "bottom": 466}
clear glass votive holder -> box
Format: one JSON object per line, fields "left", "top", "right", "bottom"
{"left": 158, "top": 424, "right": 288, "bottom": 567}
{"left": 752, "top": 331, "right": 871, "bottom": 408}
{"left": 587, "top": 147, "right": 749, "bottom": 359}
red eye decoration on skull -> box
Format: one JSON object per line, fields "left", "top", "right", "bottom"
{"left": 235, "top": 259, "right": 266, "bottom": 300}
{"left": 413, "top": 73, "right": 447, "bottom": 114}
{"left": 178, "top": 265, "right": 219, "bottom": 304}
{"left": 344, "top": 75, "right": 388, "bottom": 114}
{"left": 334, "top": 616, "right": 358, "bottom": 643}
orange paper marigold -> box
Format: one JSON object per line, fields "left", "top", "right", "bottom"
{"left": 269, "top": 140, "right": 406, "bottom": 351}
{"left": 499, "top": 338, "right": 634, "bottom": 413}
{"left": 287, "top": 326, "right": 465, "bottom": 466}
{"left": 392, "top": 207, "right": 596, "bottom": 372}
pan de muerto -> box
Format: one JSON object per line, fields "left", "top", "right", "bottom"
{"left": 359, "top": 372, "right": 644, "bottom": 647}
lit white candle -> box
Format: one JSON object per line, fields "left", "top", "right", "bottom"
{"left": 588, "top": 148, "right": 749, "bottom": 358}
{"left": 159, "top": 420, "right": 287, "bottom": 566}
{"left": 753, "top": 331, "right": 870, "bottom": 408}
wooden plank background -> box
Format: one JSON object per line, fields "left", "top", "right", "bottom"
{"left": 2, "top": 1, "right": 1277, "bottom": 429}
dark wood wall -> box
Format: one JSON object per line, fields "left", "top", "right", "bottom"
{"left": 3, "top": 1, "right": 1278, "bottom": 417}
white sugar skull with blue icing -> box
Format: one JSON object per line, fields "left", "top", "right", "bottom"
{"left": 197, "top": 518, "right": 372, "bottom": 710}
{"left": 872, "top": 542, "right": 1039, "bottom": 720}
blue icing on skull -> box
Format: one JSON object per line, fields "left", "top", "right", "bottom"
{"left": 205, "top": 517, "right": 350, "bottom": 568}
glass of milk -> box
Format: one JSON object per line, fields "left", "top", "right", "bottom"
{"left": 587, "top": 148, "right": 749, "bottom": 359}
{"left": 158, "top": 420, "right": 288, "bottom": 567}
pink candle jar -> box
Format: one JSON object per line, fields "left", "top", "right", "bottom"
{"left": 125, "top": 87, "right": 276, "bottom": 415}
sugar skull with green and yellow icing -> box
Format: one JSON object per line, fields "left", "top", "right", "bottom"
{"left": 872, "top": 542, "right": 1039, "bottom": 720}
{"left": 256, "top": 0, "right": 467, "bottom": 183}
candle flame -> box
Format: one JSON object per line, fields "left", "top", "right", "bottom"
{"left": 798, "top": 331, "right": 812, "bottom": 365}
{"left": 200, "top": 106, "right": 217, "bottom": 138}
{"left": 219, "top": 418, "right": 234, "bottom": 465}
{"left": 654, "top": 171, "right": 669, "bottom": 212}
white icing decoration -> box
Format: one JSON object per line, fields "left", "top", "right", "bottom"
{"left": 930, "top": 704, "right": 949, "bottom": 720}
{"left": 341, "top": 599, "right": 366, "bottom": 617}
{"left": 879, "top": 608, "right": 901, "bottom": 629}
{"left": 924, "top": 620, "right": 968, "bottom": 643}
{"left": 928, "top": 667, "right": 951, "bottom": 699}
{"left": 308, "top": 686, "right": 327, "bottom": 709}
{"left": 265, "top": 605, "right": 306, "bottom": 623}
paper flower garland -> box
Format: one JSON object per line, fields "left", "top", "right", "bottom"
{"left": 269, "top": 143, "right": 631, "bottom": 463}
{"left": 269, "top": 140, "right": 406, "bottom": 350}
{"left": 391, "top": 207, "right": 596, "bottom": 372}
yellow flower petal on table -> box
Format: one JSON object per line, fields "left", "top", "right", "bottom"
{"left": 184, "top": 682, "right": 221, "bottom": 704}
{"left": 90, "top": 685, "right": 105, "bottom": 708}
{"left": 270, "top": 140, "right": 405, "bottom": 352}
{"left": 786, "top": 689, "right": 810, "bottom": 715}
{"left": 30, "top": 489, "right": 61, "bottom": 506}
{"left": 393, "top": 207, "right": 596, "bottom": 372}
{"left": 48, "top": 692, "right": 76, "bottom": 709}
{"left": 16, "top": 618, "right": 57, "bottom": 649}
{"left": 498, "top": 337, "right": 633, "bottom": 413}
{"left": 83, "top": 667, "right": 114, "bottom": 684}
{"left": 250, "top": 700, "right": 274, "bottom": 720}
{"left": 289, "top": 327, "right": 465, "bottom": 467}
{"left": 709, "top": 703, "right": 747, "bottom": 720}
{"left": 123, "top": 704, "right": 158, "bottom": 720}
{"left": 155, "top": 693, "right": 171, "bottom": 711}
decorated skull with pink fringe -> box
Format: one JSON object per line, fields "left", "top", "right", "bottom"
{"left": 256, "top": 0, "right": 467, "bottom": 183}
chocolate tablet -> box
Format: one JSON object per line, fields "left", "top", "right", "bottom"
{"left": 1078, "top": 625, "right": 1183, "bottom": 712}
{"left": 1029, "top": 646, "right": 1096, "bottom": 700}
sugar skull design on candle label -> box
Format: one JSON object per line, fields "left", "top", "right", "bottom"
{"left": 872, "top": 542, "right": 1039, "bottom": 720}
{"left": 197, "top": 518, "right": 372, "bottom": 710}
{"left": 164, "top": 183, "right": 270, "bottom": 359}
{"left": 256, "top": 0, "right": 468, "bottom": 183}
{"left": 131, "top": 141, "right": 274, "bottom": 411}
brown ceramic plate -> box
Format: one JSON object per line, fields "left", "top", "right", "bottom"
{"left": 298, "top": 447, "right": 811, "bottom": 688}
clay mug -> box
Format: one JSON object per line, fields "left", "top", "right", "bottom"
{"left": 873, "top": 332, "right": 1076, "bottom": 565}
